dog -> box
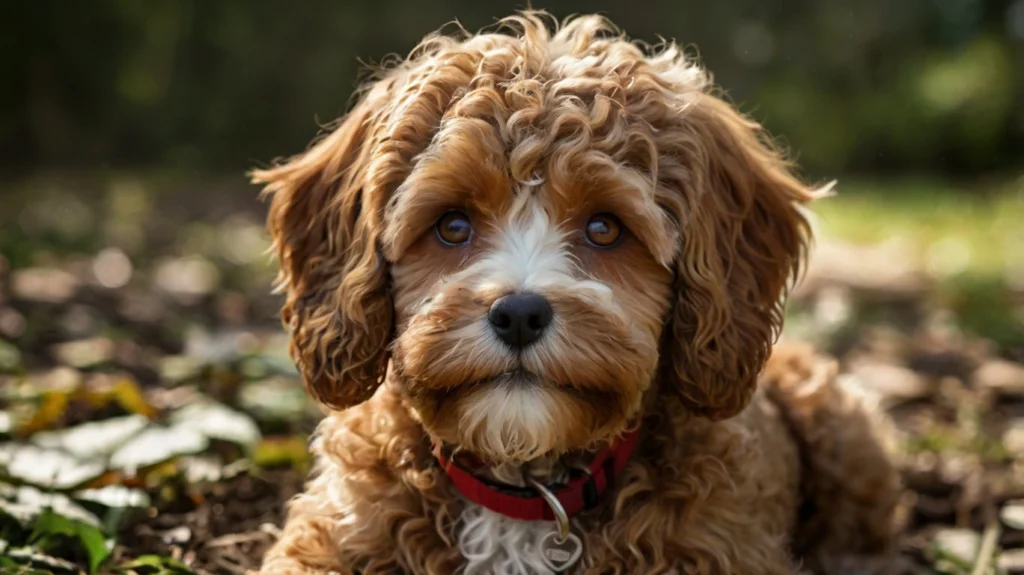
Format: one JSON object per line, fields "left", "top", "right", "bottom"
{"left": 250, "top": 12, "right": 902, "bottom": 575}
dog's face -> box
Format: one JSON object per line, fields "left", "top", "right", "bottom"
{"left": 254, "top": 14, "right": 821, "bottom": 464}
{"left": 387, "top": 142, "right": 676, "bottom": 462}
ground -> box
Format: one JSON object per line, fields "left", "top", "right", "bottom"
{"left": 0, "top": 173, "right": 1022, "bottom": 574}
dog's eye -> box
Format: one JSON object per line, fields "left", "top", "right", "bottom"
{"left": 585, "top": 214, "right": 623, "bottom": 248}
{"left": 436, "top": 211, "right": 472, "bottom": 246}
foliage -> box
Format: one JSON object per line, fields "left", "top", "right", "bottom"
{"left": 2, "top": 0, "right": 1022, "bottom": 177}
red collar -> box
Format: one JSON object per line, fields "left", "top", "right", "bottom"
{"left": 434, "top": 428, "right": 642, "bottom": 522}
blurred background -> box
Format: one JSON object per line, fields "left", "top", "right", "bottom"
{"left": 1, "top": 2, "right": 1023, "bottom": 574}
{"left": 4, "top": 0, "right": 1024, "bottom": 176}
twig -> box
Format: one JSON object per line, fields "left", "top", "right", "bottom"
{"left": 204, "top": 530, "right": 273, "bottom": 548}
{"left": 971, "top": 476, "right": 1000, "bottom": 575}
{"left": 970, "top": 520, "right": 1000, "bottom": 575}
{"left": 213, "top": 554, "right": 251, "bottom": 575}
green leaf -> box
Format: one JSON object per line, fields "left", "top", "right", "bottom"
{"left": 123, "top": 554, "right": 166, "bottom": 568}
{"left": 28, "top": 508, "right": 78, "bottom": 545}
{"left": 74, "top": 523, "right": 112, "bottom": 574}
{"left": 253, "top": 435, "right": 310, "bottom": 472}
{"left": 28, "top": 509, "right": 112, "bottom": 573}
{"left": 0, "top": 339, "right": 21, "bottom": 373}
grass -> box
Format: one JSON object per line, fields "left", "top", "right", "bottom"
{"left": 813, "top": 176, "right": 1024, "bottom": 279}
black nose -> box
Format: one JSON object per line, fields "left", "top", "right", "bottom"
{"left": 488, "top": 293, "right": 553, "bottom": 349}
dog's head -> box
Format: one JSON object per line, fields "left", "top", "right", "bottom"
{"left": 253, "top": 13, "right": 823, "bottom": 464}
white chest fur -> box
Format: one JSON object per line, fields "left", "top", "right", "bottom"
{"left": 457, "top": 501, "right": 561, "bottom": 575}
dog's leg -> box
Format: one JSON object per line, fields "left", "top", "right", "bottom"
{"left": 762, "top": 343, "right": 904, "bottom": 575}
{"left": 253, "top": 497, "right": 349, "bottom": 575}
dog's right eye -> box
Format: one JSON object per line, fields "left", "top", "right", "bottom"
{"left": 435, "top": 211, "right": 472, "bottom": 246}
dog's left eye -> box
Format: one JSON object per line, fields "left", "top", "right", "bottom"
{"left": 585, "top": 214, "right": 623, "bottom": 248}
{"left": 436, "top": 211, "right": 472, "bottom": 246}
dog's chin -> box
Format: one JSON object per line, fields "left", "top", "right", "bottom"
{"left": 411, "top": 371, "right": 637, "bottom": 465}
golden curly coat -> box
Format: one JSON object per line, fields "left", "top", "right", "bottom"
{"left": 250, "top": 12, "right": 902, "bottom": 575}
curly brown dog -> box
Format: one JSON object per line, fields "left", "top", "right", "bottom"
{"left": 250, "top": 12, "right": 902, "bottom": 575}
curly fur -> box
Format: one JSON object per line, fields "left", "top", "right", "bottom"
{"left": 251, "top": 12, "right": 901, "bottom": 575}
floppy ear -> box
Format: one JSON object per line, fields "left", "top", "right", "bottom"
{"left": 251, "top": 85, "right": 394, "bottom": 411}
{"left": 660, "top": 95, "right": 824, "bottom": 420}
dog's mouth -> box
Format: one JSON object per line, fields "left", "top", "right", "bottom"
{"left": 456, "top": 367, "right": 542, "bottom": 392}
{"left": 438, "top": 437, "right": 596, "bottom": 487}
{"left": 493, "top": 367, "right": 541, "bottom": 385}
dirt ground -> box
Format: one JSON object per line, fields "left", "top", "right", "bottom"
{"left": 1, "top": 175, "right": 1022, "bottom": 574}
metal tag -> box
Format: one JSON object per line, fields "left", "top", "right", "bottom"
{"left": 539, "top": 530, "right": 583, "bottom": 573}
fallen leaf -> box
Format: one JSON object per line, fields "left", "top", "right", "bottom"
{"left": 0, "top": 444, "right": 106, "bottom": 489}
{"left": 929, "top": 528, "right": 980, "bottom": 567}
{"left": 73, "top": 484, "right": 151, "bottom": 510}
{"left": 109, "top": 425, "right": 208, "bottom": 473}
{"left": 182, "top": 326, "right": 250, "bottom": 364}
{"left": 998, "top": 548, "right": 1024, "bottom": 572}
{"left": 177, "top": 454, "right": 226, "bottom": 484}
{"left": 239, "top": 378, "right": 307, "bottom": 422}
{"left": 10, "top": 268, "right": 78, "bottom": 304}
{"left": 0, "top": 485, "right": 102, "bottom": 528}
{"left": 159, "top": 355, "right": 201, "bottom": 384}
{"left": 29, "top": 367, "right": 83, "bottom": 395}
{"left": 1001, "top": 499, "right": 1024, "bottom": 530}
{"left": 18, "top": 390, "right": 72, "bottom": 436}
{"left": 161, "top": 525, "right": 191, "bottom": 546}
{"left": 18, "top": 375, "right": 158, "bottom": 437}
{"left": 154, "top": 256, "right": 219, "bottom": 300}
{"left": 974, "top": 359, "right": 1024, "bottom": 396}
{"left": 168, "top": 399, "right": 261, "bottom": 447}
{"left": 107, "top": 376, "right": 159, "bottom": 419}
{"left": 848, "top": 362, "right": 933, "bottom": 405}
{"left": 31, "top": 414, "right": 150, "bottom": 460}
{"left": 3, "top": 546, "right": 79, "bottom": 572}
{"left": 136, "top": 460, "right": 181, "bottom": 487}
{"left": 242, "top": 352, "right": 299, "bottom": 378}
{"left": 92, "top": 247, "right": 133, "bottom": 289}
{"left": 1003, "top": 418, "right": 1024, "bottom": 456}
